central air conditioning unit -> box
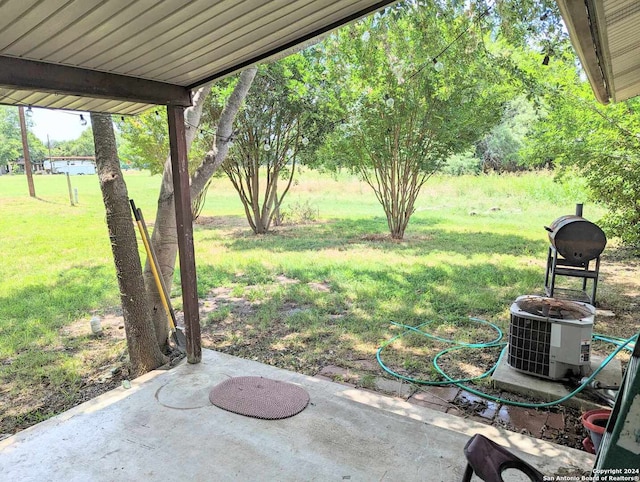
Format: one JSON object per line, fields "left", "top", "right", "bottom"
{"left": 508, "top": 295, "right": 595, "bottom": 381}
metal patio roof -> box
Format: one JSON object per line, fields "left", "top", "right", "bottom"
{"left": 0, "top": 0, "right": 396, "bottom": 114}
{"left": 557, "top": 0, "right": 640, "bottom": 104}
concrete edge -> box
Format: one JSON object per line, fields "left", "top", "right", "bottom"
{"left": 0, "top": 367, "right": 167, "bottom": 451}
{"left": 310, "top": 374, "right": 596, "bottom": 469}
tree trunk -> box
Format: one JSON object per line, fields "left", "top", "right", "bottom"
{"left": 146, "top": 68, "right": 257, "bottom": 350}
{"left": 91, "top": 113, "right": 167, "bottom": 376}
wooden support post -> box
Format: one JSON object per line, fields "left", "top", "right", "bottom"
{"left": 18, "top": 106, "right": 36, "bottom": 197}
{"left": 66, "top": 171, "right": 75, "bottom": 206}
{"left": 167, "top": 105, "right": 201, "bottom": 363}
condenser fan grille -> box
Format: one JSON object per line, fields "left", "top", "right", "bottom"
{"left": 508, "top": 315, "right": 551, "bottom": 377}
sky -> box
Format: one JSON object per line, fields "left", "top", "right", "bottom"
{"left": 29, "top": 107, "right": 91, "bottom": 144}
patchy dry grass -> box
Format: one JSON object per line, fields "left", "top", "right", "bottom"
{"left": 0, "top": 308, "right": 128, "bottom": 435}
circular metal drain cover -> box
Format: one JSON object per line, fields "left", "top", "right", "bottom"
{"left": 209, "top": 376, "right": 309, "bottom": 420}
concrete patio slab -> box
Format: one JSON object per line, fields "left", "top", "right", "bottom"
{"left": 493, "top": 354, "right": 621, "bottom": 411}
{"left": 0, "top": 349, "right": 594, "bottom": 482}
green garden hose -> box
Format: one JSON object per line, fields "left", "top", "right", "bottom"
{"left": 376, "top": 318, "right": 637, "bottom": 408}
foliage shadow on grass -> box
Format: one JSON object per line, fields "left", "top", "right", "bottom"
{"left": 0, "top": 265, "right": 121, "bottom": 432}
{"left": 194, "top": 215, "right": 248, "bottom": 230}
{"left": 197, "top": 260, "right": 544, "bottom": 335}
{"left": 196, "top": 259, "right": 545, "bottom": 379}
{"left": 203, "top": 216, "right": 549, "bottom": 258}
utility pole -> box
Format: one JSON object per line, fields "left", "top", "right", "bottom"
{"left": 18, "top": 106, "right": 36, "bottom": 197}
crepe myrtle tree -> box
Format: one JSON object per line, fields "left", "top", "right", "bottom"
{"left": 222, "top": 55, "right": 333, "bottom": 234}
{"left": 321, "top": 2, "right": 512, "bottom": 239}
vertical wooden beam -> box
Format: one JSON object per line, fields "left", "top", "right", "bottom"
{"left": 18, "top": 106, "right": 36, "bottom": 197}
{"left": 66, "top": 169, "right": 75, "bottom": 206}
{"left": 167, "top": 105, "right": 201, "bottom": 364}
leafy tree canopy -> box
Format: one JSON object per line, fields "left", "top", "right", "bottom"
{"left": 116, "top": 78, "right": 238, "bottom": 175}
{"left": 317, "top": 1, "right": 514, "bottom": 237}
{"left": 523, "top": 71, "right": 640, "bottom": 248}
{"left": 49, "top": 128, "right": 96, "bottom": 157}
{"left": 116, "top": 110, "right": 168, "bottom": 174}
{"left": 477, "top": 95, "right": 539, "bottom": 172}
{"left": 0, "top": 106, "right": 23, "bottom": 166}
{"left": 0, "top": 106, "right": 47, "bottom": 166}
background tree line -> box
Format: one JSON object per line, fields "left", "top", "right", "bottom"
{"left": 0, "top": 107, "right": 47, "bottom": 170}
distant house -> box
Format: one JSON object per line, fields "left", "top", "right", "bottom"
{"left": 44, "top": 157, "right": 96, "bottom": 175}
{"left": 15, "top": 158, "right": 46, "bottom": 173}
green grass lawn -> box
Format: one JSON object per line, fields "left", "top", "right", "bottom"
{"left": 191, "top": 169, "right": 620, "bottom": 378}
{"left": 2, "top": 168, "right": 635, "bottom": 433}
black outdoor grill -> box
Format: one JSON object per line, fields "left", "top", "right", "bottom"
{"left": 543, "top": 204, "right": 607, "bottom": 305}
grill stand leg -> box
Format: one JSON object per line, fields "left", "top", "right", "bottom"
{"left": 582, "top": 260, "right": 589, "bottom": 292}
{"left": 544, "top": 246, "right": 600, "bottom": 306}
{"left": 544, "top": 246, "right": 558, "bottom": 298}
{"left": 591, "top": 256, "right": 600, "bottom": 306}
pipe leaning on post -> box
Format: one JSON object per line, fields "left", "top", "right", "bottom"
{"left": 138, "top": 206, "right": 187, "bottom": 351}
{"left": 130, "top": 199, "right": 187, "bottom": 352}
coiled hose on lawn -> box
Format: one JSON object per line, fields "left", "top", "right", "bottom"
{"left": 376, "top": 318, "right": 637, "bottom": 408}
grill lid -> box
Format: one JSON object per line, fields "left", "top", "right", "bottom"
{"left": 544, "top": 215, "right": 607, "bottom": 263}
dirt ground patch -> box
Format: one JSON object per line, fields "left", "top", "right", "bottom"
{"left": 0, "top": 311, "right": 130, "bottom": 437}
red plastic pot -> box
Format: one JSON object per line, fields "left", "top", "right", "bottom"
{"left": 581, "top": 409, "right": 612, "bottom": 454}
